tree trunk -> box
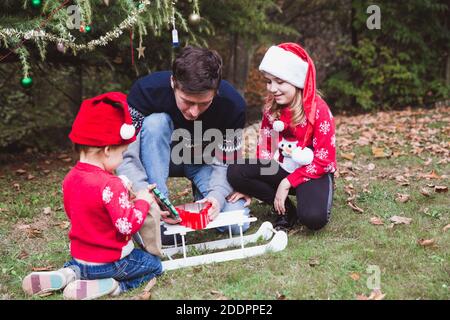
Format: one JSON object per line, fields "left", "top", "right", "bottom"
{"left": 68, "top": 64, "right": 83, "bottom": 116}
{"left": 446, "top": 52, "right": 450, "bottom": 87}
{"left": 226, "top": 33, "right": 255, "bottom": 98}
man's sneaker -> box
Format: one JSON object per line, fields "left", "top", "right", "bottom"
{"left": 160, "top": 225, "right": 183, "bottom": 247}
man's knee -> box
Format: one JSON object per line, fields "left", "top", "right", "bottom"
{"left": 227, "top": 164, "right": 241, "bottom": 188}
{"left": 142, "top": 113, "right": 173, "bottom": 135}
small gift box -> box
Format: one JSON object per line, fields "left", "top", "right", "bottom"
{"left": 176, "top": 202, "right": 212, "bottom": 230}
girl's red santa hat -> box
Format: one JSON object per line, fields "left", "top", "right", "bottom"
{"left": 69, "top": 92, "right": 136, "bottom": 146}
{"left": 259, "top": 43, "right": 317, "bottom": 148}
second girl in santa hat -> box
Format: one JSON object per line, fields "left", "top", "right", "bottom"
{"left": 227, "top": 43, "right": 337, "bottom": 231}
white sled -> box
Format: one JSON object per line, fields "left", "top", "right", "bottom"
{"left": 161, "top": 210, "right": 288, "bottom": 271}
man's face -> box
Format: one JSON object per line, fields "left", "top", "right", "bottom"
{"left": 171, "top": 78, "right": 215, "bottom": 121}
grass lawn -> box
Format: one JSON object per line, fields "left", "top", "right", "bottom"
{"left": 0, "top": 107, "right": 448, "bottom": 300}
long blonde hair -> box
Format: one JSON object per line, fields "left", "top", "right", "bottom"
{"left": 264, "top": 88, "right": 305, "bottom": 127}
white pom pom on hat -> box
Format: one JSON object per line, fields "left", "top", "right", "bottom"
{"left": 120, "top": 123, "right": 136, "bottom": 140}
{"left": 292, "top": 147, "right": 314, "bottom": 166}
{"left": 273, "top": 120, "right": 285, "bottom": 132}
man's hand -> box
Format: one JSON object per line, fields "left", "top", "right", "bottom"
{"left": 274, "top": 178, "right": 291, "bottom": 215}
{"left": 197, "top": 197, "right": 220, "bottom": 220}
{"left": 227, "top": 191, "right": 251, "bottom": 207}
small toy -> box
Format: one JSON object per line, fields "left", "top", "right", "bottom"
{"left": 176, "top": 201, "right": 212, "bottom": 230}
{"left": 151, "top": 188, "right": 181, "bottom": 221}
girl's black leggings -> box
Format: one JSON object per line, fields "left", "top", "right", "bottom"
{"left": 227, "top": 160, "right": 334, "bottom": 231}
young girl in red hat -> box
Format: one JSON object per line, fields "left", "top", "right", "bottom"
{"left": 227, "top": 43, "right": 337, "bottom": 231}
{"left": 22, "top": 92, "right": 163, "bottom": 300}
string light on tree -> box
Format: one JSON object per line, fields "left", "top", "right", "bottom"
{"left": 188, "top": 13, "right": 201, "bottom": 25}
{"left": 30, "top": 0, "right": 42, "bottom": 9}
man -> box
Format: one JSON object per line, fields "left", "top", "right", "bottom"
{"left": 117, "top": 46, "right": 250, "bottom": 243}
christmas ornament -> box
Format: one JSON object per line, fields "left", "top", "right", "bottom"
{"left": 137, "top": 38, "right": 146, "bottom": 59}
{"left": 188, "top": 13, "right": 201, "bottom": 25}
{"left": 56, "top": 42, "right": 65, "bottom": 53}
{"left": 30, "top": 0, "right": 42, "bottom": 9}
{"left": 21, "top": 77, "right": 33, "bottom": 88}
{"left": 85, "top": 25, "right": 92, "bottom": 33}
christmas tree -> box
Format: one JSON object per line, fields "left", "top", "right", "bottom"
{"left": 0, "top": 0, "right": 205, "bottom": 87}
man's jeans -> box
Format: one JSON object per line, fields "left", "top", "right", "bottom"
{"left": 64, "top": 249, "right": 162, "bottom": 292}
{"left": 140, "top": 113, "right": 250, "bottom": 234}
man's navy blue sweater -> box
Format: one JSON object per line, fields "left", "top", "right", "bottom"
{"left": 127, "top": 71, "right": 246, "bottom": 134}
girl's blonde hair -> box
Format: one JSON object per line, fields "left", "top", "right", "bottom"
{"left": 264, "top": 89, "right": 323, "bottom": 128}
{"left": 264, "top": 89, "right": 305, "bottom": 127}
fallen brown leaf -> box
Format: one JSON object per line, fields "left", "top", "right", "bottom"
{"left": 395, "top": 193, "right": 410, "bottom": 203}
{"left": 347, "top": 202, "right": 364, "bottom": 213}
{"left": 43, "top": 207, "right": 52, "bottom": 215}
{"left": 434, "top": 186, "right": 448, "bottom": 193}
{"left": 420, "top": 187, "right": 432, "bottom": 197}
{"left": 32, "top": 266, "right": 54, "bottom": 271}
{"left": 356, "top": 294, "right": 369, "bottom": 300}
{"left": 367, "top": 163, "right": 376, "bottom": 171}
{"left": 350, "top": 273, "right": 361, "bottom": 281}
{"left": 210, "top": 290, "right": 229, "bottom": 300}
{"left": 308, "top": 257, "right": 320, "bottom": 267}
{"left": 443, "top": 224, "right": 450, "bottom": 232}
{"left": 423, "top": 171, "right": 441, "bottom": 180}
{"left": 15, "top": 169, "right": 27, "bottom": 175}
{"left": 372, "top": 147, "right": 389, "bottom": 158}
{"left": 418, "top": 239, "right": 436, "bottom": 247}
{"left": 27, "top": 174, "right": 35, "bottom": 180}
{"left": 276, "top": 291, "right": 287, "bottom": 300}
{"left": 13, "top": 183, "right": 21, "bottom": 191}
{"left": 370, "top": 217, "right": 384, "bottom": 225}
{"left": 341, "top": 152, "right": 355, "bottom": 161}
{"left": 389, "top": 215, "right": 412, "bottom": 225}
{"left": 368, "top": 289, "right": 386, "bottom": 300}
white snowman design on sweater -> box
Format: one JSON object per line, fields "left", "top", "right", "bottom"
{"left": 272, "top": 120, "right": 314, "bottom": 173}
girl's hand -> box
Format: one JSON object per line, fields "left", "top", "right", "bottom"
{"left": 274, "top": 178, "right": 291, "bottom": 215}
{"left": 160, "top": 211, "right": 181, "bottom": 224}
{"left": 227, "top": 192, "right": 252, "bottom": 207}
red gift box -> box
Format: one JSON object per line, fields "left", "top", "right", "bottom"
{"left": 176, "top": 202, "right": 212, "bottom": 230}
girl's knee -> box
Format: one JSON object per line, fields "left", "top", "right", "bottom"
{"left": 299, "top": 212, "right": 329, "bottom": 231}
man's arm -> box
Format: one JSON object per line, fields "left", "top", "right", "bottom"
{"left": 116, "top": 133, "right": 149, "bottom": 192}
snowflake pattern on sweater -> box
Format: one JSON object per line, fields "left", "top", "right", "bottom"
{"left": 256, "top": 96, "right": 337, "bottom": 188}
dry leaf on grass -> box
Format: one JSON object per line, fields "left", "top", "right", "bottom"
{"left": 341, "top": 153, "right": 355, "bottom": 161}
{"left": 395, "top": 193, "right": 410, "bottom": 203}
{"left": 420, "top": 188, "right": 432, "bottom": 197}
{"left": 308, "top": 257, "right": 320, "bottom": 267}
{"left": 43, "top": 207, "right": 52, "bottom": 215}
{"left": 418, "top": 239, "right": 436, "bottom": 247}
{"left": 370, "top": 217, "right": 384, "bottom": 225}
{"left": 27, "top": 174, "right": 35, "bottom": 180}
{"left": 210, "top": 290, "right": 229, "bottom": 300}
{"left": 356, "top": 289, "right": 385, "bottom": 300}
{"left": 367, "top": 163, "right": 376, "bottom": 171}
{"left": 372, "top": 147, "right": 389, "bottom": 158}
{"left": 32, "top": 266, "right": 54, "bottom": 272}
{"left": 13, "top": 183, "right": 21, "bottom": 191}
{"left": 443, "top": 224, "right": 450, "bottom": 232}
{"left": 15, "top": 169, "right": 27, "bottom": 175}
{"left": 422, "top": 171, "right": 441, "bottom": 180}
{"left": 276, "top": 291, "right": 287, "bottom": 300}
{"left": 389, "top": 215, "right": 412, "bottom": 225}
{"left": 434, "top": 186, "right": 448, "bottom": 193}
{"left": 350, "top": 273, "right": 361, "bottom": 281}
{"left": 347, "top": 202, "right": 364, "bottom": 213}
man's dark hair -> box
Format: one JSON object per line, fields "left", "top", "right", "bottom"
{"left": 172, "top": 46, "right": 223, "bottom": 93}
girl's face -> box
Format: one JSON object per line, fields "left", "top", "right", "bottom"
{"left": 263, "top": 72, "right": 297, "bottom": 106}
{"left": 103, "top": 144, "right": 129, "bottom": 173}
